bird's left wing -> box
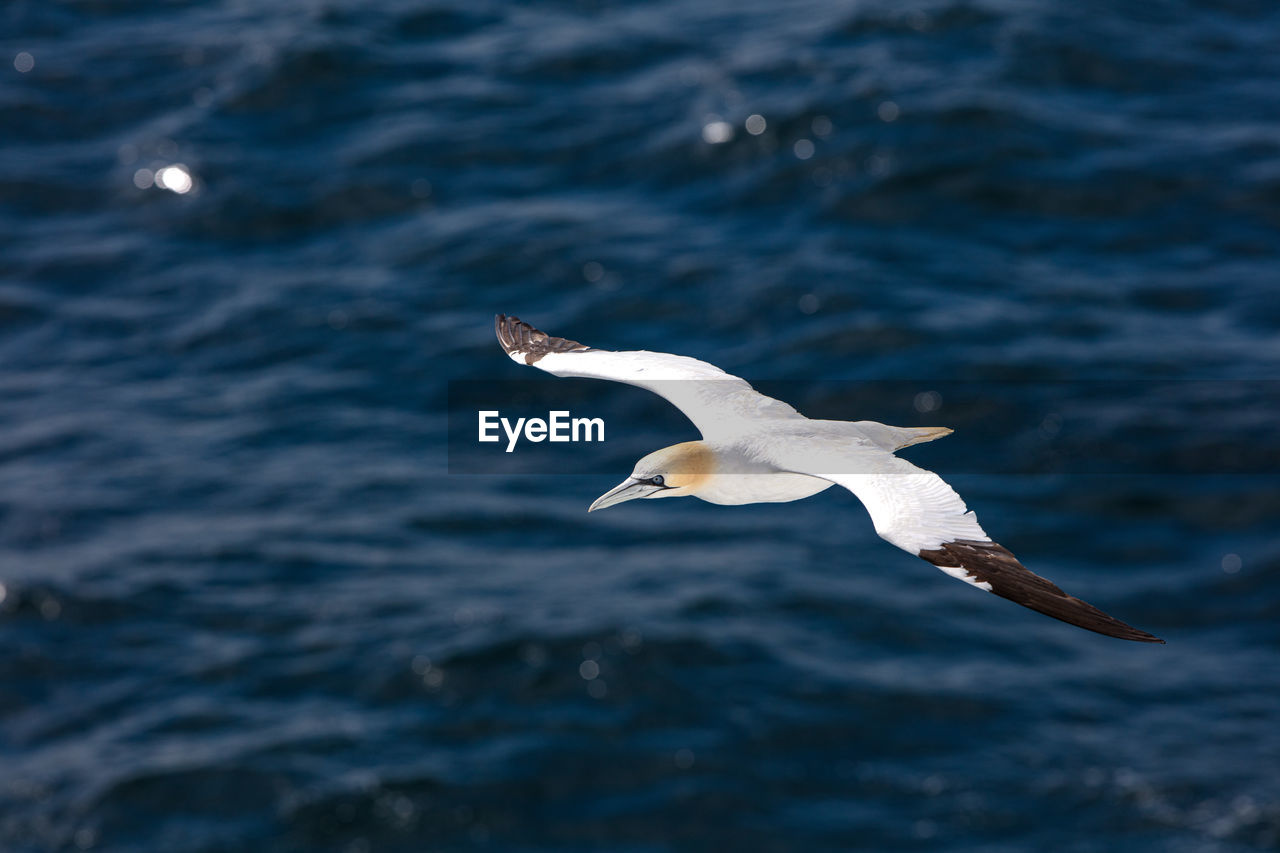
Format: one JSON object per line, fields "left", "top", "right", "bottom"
{"left": 767, "top": 435, "right": 1163, "bottom": 643}
{"left": 495, "top": 314, "right": 800, "bottom": 440}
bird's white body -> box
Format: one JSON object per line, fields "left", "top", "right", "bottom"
{"left": 494, "top": 314, "right": 1162, "bottom": 644}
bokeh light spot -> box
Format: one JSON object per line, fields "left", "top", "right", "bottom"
{"left": 702, "top": 120, "right": 733, "bottom": 144}
{"left": 914, "top": 390, "right": 941, "bottom": 413}
{"left": 154, "top": 164, "right": 193, "bottom": 194}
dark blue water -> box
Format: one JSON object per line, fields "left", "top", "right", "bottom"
{"left": 3, "top": 1, "right": 1279, "bottom": 850}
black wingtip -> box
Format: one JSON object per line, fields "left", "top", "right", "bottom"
{"left": 494, "top": 313, "right": 523, "bottom": 357}
{"left": 494, "top": 314, "right": 593, "bottom": 364}
{"left": 1116, "top": 623, "right": 1165, "bottom": 644}
{"left": 920, "top": 539, "right": 1166, "bottom": 644}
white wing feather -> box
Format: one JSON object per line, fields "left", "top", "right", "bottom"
{"left": 762, "top": 430, "right": 990, "bottom": 553}
{"left": 495, "top": 315, "right": 800, "bottom": 441}
{"left": 765, "top": 430, "right": 1163, "bottom": 642}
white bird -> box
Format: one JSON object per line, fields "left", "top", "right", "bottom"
{"left": 495, "top": 315, "right": 1163, "bottom": 643}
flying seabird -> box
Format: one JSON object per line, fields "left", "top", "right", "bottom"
{"left": 495, "top": 314, "right": 1163, "bottom": 644}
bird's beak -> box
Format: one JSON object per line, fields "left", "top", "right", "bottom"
{"left": 588, "top": 477, "right": 662, "bottom": 512}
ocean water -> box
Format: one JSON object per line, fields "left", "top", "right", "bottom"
{"left": 3, "top": 0, "right": 1279, "bottom": 850}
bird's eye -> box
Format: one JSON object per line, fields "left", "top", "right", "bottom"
{"left": 651, "top": 475, "right": 665, "bottom": 486}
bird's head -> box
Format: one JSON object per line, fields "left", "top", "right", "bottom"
{"left": 588, "top": 441, "right": 715, "bottom": 512}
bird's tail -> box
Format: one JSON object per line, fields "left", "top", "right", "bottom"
{"left": 852, "top": 422, "right": 953, "bottom": 452}
{"left": 894, "top": 426, "right": 953, "bottom": 449}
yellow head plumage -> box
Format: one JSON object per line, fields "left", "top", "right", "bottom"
{"left": 631, "top": 441, "right": 715, "bottom": 495}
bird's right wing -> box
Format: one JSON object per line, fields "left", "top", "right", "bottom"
{"left": 495, "top": 314, "right": 801, "bottom": 441}
{"left": 767, "top": 435, "right": 1163, "bottom": 643}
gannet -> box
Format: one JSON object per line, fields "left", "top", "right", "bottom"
{"left": 495, "top": 314, "right": 1163, "bottom": 643}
